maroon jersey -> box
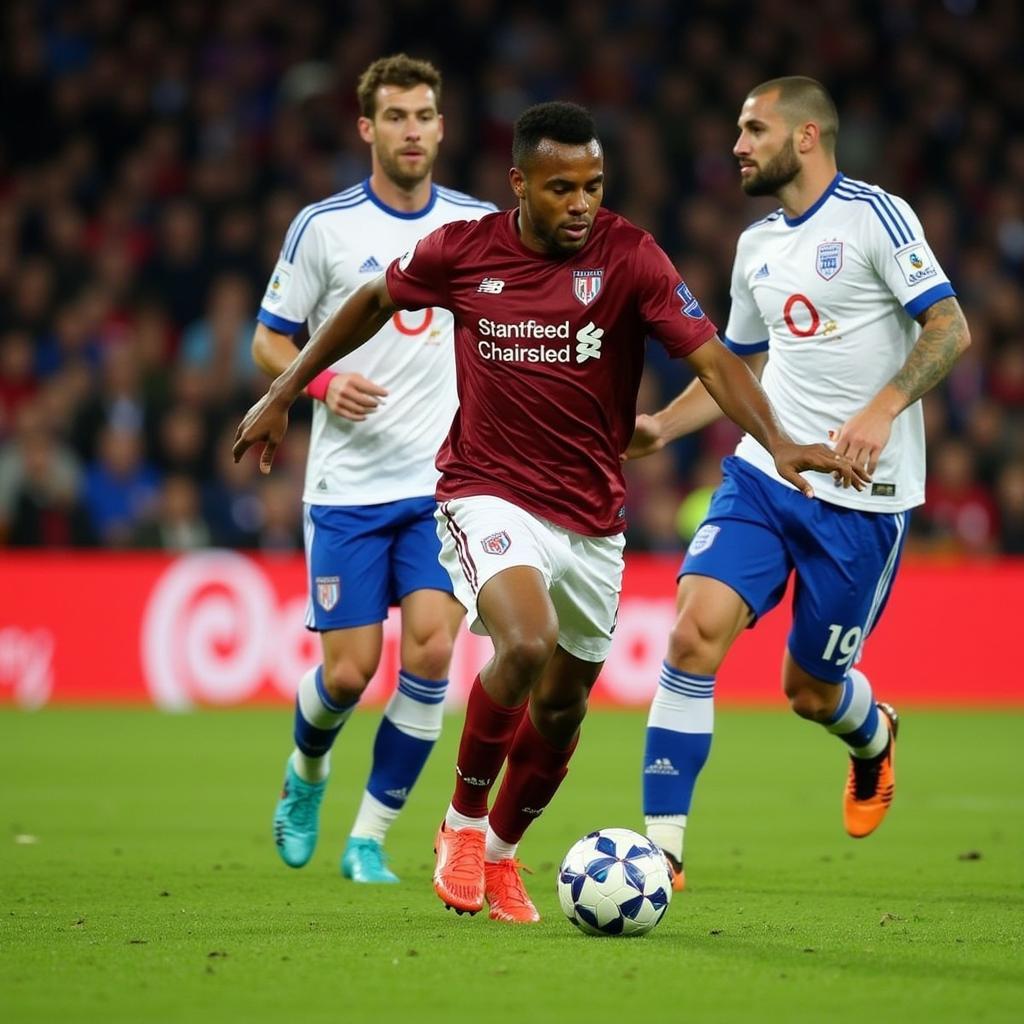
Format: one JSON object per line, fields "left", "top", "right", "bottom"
{"left": 385, "top": 208, "right": 716, "bottom": 536}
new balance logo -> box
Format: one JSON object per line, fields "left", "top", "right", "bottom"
{"left": 644, "top": 757, "right": 679, "bottom": 776}
{"left": 575, "top": 321, "right": 604, "bottom": 363}
{"left": 359, "top": 256, "right": 383, "bottom": 273}
{"left": 478, "top": 278, "right": 505, "bottom": 294}
{"left": 754, "top": 263, "right": 770, "bottom": 279}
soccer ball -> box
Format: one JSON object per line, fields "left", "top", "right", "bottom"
{"left": 557, "top": 828, "right": 672, "bottom": 937}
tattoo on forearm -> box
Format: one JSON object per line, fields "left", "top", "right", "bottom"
{"left": 890, "top": 298, "right": 967, "bottom": 405}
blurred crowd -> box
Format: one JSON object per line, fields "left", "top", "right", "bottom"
{"left": 1, "top": 0, "right": 1022, "bottom": 558}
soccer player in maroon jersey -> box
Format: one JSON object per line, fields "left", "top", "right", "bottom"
{"left": 233, "top": 101, "right": 865, "bottom": 924}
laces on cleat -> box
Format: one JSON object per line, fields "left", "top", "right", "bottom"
{"left": 484, "top": 858, "right": 540, "bottom": 923}
{"left": 843, "top": 702, "right": 898, "bottom": 839}
{"left": 849, "top": 748, "right": 887, "bottom": 800}
{"left": 433, "top": 823, "right": 486, "bottom": 914}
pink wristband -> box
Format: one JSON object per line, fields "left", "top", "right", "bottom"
{"left": 305, "top": 369, "right": 338, "bottom": 402}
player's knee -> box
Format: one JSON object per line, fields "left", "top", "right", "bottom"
{"left": 320, "top": 659, "right": 373, "bottom": 705}
{"left": 493, "top": 629, "right": 558, "bottom": 684}
{"left": 405, "top": 629, "right": 455, "bottom": 681}
{"left": 666, "top": 612, "right": 725, "bottom": 673}
{"left": 784, "top": 680, "right": 834, "bottom": 723}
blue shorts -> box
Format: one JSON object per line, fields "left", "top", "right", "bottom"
{"left": 304, "top": 497, "right": 452, "bottom": 631}
{"left": 680, "top": 456, "right": 909, "bottom": 683}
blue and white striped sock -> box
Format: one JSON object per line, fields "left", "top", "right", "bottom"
{"left": 291, "top": 665, "right": 358, "bottom": 783}
{"left": 642, "top": 662, "right": 715, "bottom": 859}
{"left": 825, "top": 667, "right": 889, "bottom": 758}
{"left": 351, "top": 670, "right": 448, "bottom": 842}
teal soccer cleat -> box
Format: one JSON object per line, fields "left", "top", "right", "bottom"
{"left": 272, "top": 762, "right": 326, "bottom": 868}
{"left": 341, "top": 837, "right": 400, "bottom": 884}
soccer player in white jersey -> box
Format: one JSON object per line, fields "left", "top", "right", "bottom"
{"left": 255, "top": 55, "right": 495, "bottom": 883}
{"left": 628, "top": 77, "right": 971, "bottom": 890}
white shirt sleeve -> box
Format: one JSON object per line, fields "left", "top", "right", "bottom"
{"left": 723, "top": 233, "right": 769, "bottom": 353}
{"left": 257, "top": 209, "right": 329, "bottom": 335}
{"left": 863, "top": 193, "right": 955, "bottom": 318}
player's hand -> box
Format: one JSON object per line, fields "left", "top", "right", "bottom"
{"left": 621, "top": 413, "right": 666, "bottom": 461}
{"left": 232, "top": 389, "right": 292, "bottom": 473}
{"left": 772, "top": 442, "right": 870, "bottom": 498}
{"left": 829, "top": 406, "right": 893, "bottom": 478}
{"left": 324, "top": 373, "right": 389, "bottom": 421}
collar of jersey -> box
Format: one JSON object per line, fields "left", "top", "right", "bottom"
{"left": 361, "top": 178, "right": 438, "bottom": 219}
{"left": 782, "top": 172, "right": 844, "bottom": 227}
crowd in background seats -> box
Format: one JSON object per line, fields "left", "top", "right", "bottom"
{"left": 1, "top": 0, "right": 1022, "bottom": 557}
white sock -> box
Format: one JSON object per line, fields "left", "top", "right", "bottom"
{"left": 484, "top": 826, "right": 518, "bottom": 863}
{"left": 292, "top": 748, "right": 330, "bottom": 783}
{"left": 646, "top": 815, "right": 687, "bottom": 862}
{"left": 350, "top": 792, "right": 401, "bottom": 844}
{"left": 445, "top": 803, "right": 488, "bottom": 832}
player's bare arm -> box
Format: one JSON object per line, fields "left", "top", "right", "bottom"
{"left": 252, "top": 322, "right": 302, "bottom": 377}
{"left": 251, "top": 323, "right": 389, "bottom": 422}
{"left": 831, "top": 297, "right": 970, "bottom": 473}
{"left": 684, "top": 336, "right": 868, "bottom": 496}
{"left": 233, "top": 275, "right": 398, "bottom": 471}
{"left": 623, "top": 352, "right": 768, "bottom": 461}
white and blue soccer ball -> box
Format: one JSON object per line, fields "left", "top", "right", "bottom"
{"left": 557, "top": 827, "right": 672, "bottom": 937}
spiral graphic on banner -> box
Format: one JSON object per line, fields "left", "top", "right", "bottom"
{"left": 141, "top": 551, "right": 276, "bottom": 710}
{"left": 267, "top": 594, "right": 320, "bottom": 699}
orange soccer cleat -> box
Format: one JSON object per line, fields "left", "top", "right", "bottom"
{"left": 663, "top": 849, "right": 686, "bottom": 892}
{"left": 844, "top": 702, "right": 899, "bottom": 838}
{"left": 433, "top": 822, "right": 485, "bottom": 915}
{"left": 484, "top": 858, "right": 541, "bottom": 924}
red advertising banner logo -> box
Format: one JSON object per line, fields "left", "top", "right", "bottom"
{"left": 0, "top": 552, "right": 1020, "bottom": 708}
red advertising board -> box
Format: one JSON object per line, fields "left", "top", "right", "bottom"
{"left": 0, "top": 551, "right": 1020, "bottom": 708}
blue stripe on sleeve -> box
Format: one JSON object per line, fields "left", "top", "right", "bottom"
{"left": 904, "top": 282, "right": 956, "bottom": 318}
{"left": 723, "top": 334, "right": 770, "bottom": 354}
{"left": 833, "top": 189, "right": 903, "bottom": 246}
{"left": 281, "top": 185, "right": 363, "bottom": 257}
{"left": 285, "top": 197, "right": 368, "bottom": 262}
{"left": 257, "top": 308, "right": 304, "bottom": 334}
{"left": 844, "top": 178, "right": 915, "bottom": 240}
{"left": 435, "top": 186, "right": 498, "bottom": 211}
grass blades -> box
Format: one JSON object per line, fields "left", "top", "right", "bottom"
{"left": 2, "top": 708, "right": 1022, "bottom": 1023}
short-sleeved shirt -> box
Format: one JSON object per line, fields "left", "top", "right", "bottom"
{"left": 385, "top": 208, "right": 717, "bottom": 536}
{"left": 257, "top": 180, "right": 495, "bottom": 506}
{"left": 724, "top": 173, "right": 955, "bottom": 513}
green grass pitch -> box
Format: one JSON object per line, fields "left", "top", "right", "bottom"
{"left": 2, "top": 707, "right": 1022, "bottom": 1023}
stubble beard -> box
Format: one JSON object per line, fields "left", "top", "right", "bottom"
{"left": 378, "top": 146, "right": 434, "bottom": 192}
{"left": 741, "top": 137, "right": 801, "bottom": 197}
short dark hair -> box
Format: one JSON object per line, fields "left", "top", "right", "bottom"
{"left": 512, "top": 102, "right": 599, "bottom": 168}
{"left": 748, "top": 76, "right": 839, "bottom": 154}
{"left": 356, "top": 54, "right": 442, "bottom": 118}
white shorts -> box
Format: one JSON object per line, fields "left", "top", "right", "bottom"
{"left": 435, "top": 496, "right": 625, "bottom": 663}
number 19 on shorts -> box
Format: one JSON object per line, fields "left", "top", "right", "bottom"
{"left": 822, "top": 624, "right": 863, "bottom": 666}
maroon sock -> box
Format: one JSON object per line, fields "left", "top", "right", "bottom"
{"left": 488, "top": 713, "right": 579, "bottom": 845}
{"left": 451, "top": 676, "right": 527, "bottom": 818}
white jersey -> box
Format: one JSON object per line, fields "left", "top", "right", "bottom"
{"left": 258, "top": 180, "right": 496, "bottom": 506}
{"left": 724, "top": 173, "right": 955, "bottom": 513}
